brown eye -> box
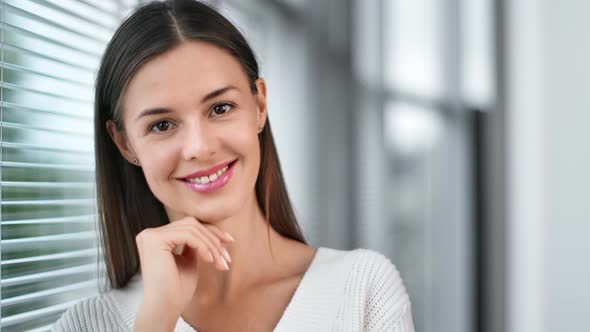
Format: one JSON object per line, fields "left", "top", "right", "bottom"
{"left": 149, "top": 120, "right": 174, "bottom": 133}
{"left": 211, "top": 103, "right": 233, "bottom": 117}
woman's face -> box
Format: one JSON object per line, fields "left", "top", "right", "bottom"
{"left": 108, "top": 41, "right": 267, "bottom": 223}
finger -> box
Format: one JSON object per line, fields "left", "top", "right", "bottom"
{"left": 167, "top": 229, "right": 214, "bottom": 264}
{"left": 176, "top": 218, "right": 232, "bottom": 265}
{"left": 181, "top": 219, "right": 234, "bottom": 243}
{"left": 198, "top": 223, "right": 232, "bottom": 264}
{"left": 204, "top": 224, "right": 235, "bottom": 243}
{"left": 191, "top": 224, "right": 230, "bottom": 270}
{"left": 166, "top": 218, "right": 230, "bottom": 270}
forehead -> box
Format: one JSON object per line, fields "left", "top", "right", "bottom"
{"left": 122, "top": 41, "right": 249, "bottom": 116}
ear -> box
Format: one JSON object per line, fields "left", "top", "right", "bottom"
{"left": 254, "top": 78, "right": 268, "bottom": 128}
{"left": 106, "top": 120, "right": 139, "bottom": 166}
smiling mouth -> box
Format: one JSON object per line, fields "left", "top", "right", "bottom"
{"left": 181, "top": 160, "right": 237, "bottom": 184}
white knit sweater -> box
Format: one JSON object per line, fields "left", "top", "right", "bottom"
{"left": 51, "top": 247, "right": 415, "bottom": 331}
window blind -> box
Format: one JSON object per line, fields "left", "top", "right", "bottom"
{"left": 0, "top": 0, "right": 133, "bottom": 331}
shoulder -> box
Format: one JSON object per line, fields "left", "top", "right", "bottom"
{"left": 318, "top": 247, "right": 406, "bottom": 287}
{"left": 353, "top": 248, "right": 414, "bottom": 331}
{"left": 319, "top": 247, "right": 415, "bottom": 331}
{"left": 50, "top": 294, "right": 127, "bottom": 332}
{"left": 350, "top": 248, "right": 407, "bottom": 292}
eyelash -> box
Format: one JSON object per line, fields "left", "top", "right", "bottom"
{"left": 148, "top": 119, "right": 175, "bottom": 133}
{"left": 147, "top": 102, "right": 235, "bottom": 133}
{"left": 210, "top": 102, "right": 234, "bottom": 118}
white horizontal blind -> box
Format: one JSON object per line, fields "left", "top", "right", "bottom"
{"left": 0, "top": 0, "right": 130, "bottom": 331}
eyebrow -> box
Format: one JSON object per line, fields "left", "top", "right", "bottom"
{"left": 134, "top": 85, "right": 239, "bottom": 122}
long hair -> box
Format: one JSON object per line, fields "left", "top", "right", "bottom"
{"left": 95, "top": 0, "right": 306, "bottom": 289}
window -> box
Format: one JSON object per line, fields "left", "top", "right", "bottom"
{"left": 353, "top": 0, "right": 495, "bottom": 331}
{"left": 0, "top": 1, "right": 134, "bottom": 330}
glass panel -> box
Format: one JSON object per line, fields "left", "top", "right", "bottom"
{"left": 384, "top": 0, "right": 443, "bottom": 98}
{"left": 352, "top": 0, "right": 381, "bottom": 87}
{"left": 384, "top": 101, "right": 444, "bottom": 332}
{"left": 461, "top": 0, "right": 494, "bottom": 107}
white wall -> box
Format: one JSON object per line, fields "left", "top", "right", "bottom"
{"left": 507, "top": 1, "right": 590, "bottom": 331}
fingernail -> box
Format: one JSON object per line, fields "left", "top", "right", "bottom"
{"left": 221, "top": 257, "right": 230, "bottom": 270}
{"left": 222, "top": 248, "right": 232, "bottom": 263}
{"left": 172, "top": 245, "right": 185, "bottom": 255}
{"left": 224, "top": 232, "right": 235, "bottom": 242}
{"left": 207, "top": 250, "right": 214, "bottom": 263}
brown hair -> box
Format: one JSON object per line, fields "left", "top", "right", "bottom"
{"left": 95, "top": 0, "right": 306, "bottom": 289}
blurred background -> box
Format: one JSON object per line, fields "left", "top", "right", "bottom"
{"left": 1, "top": 0, "right": 589, "bottom": 331}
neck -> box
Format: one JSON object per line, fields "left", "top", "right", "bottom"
{"left": 187, "top": 194, "right": 290, "bottom": 304}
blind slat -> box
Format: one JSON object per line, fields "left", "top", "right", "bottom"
{"left": 30, "top": 0, "right": 118, "bottom": 31}
{"left": 2, "top": 215, "right": 95, "bottom": 225}
{"left": 1, "top": 181, "right": 94, "bottom": 188}
{"left": 1, "top": 101, "right": 93, "bottom": 120}
{"left": 3, "top": 2, "right": 110, "bottom": 43}
{"left": 1, "top": 121, "right": 91, "bottom": 137}
{"left": 2, "top": 280, "right": 98, "bottom": 307}
{"left": 2, "top": 233, "right": 96, "bottom": 247}
{"left": 1, "top": 264, "right": 97, "bottom": 287}
{"left": 1, "top": 61, "right": 93, "bottom": 88}
{"left": 3, "top": 29, "right": 100, "bottom": 70}
{"left": 25, "top": 324, "right": 53, "bottom": 332}
{"left": 77, "top": 0, "right": 120, "bottom": 18}
{"left": 1, "top": 42, "right": 96, "bottom": 72}
{"left": 1, "top": 141, "right": 93, "bottom": 154}
{"left": 1, "top": 161, "right": 93, "bottom": 171}
{"left": 1, "top": 81, "right": 92, "bottom": 104}
{"left": 1, "top": 249, "right": 99, "bottom": 266}
{"left": 1, "top": 199, "right": 95, "bottom": 206}
{"left": 2, "top": 21, "right": 103, "bottom": 58}
{"left": 0, "top": 299, "right": 90, "bottom": 327}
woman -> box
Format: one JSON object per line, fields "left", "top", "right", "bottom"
{"left": 52, "top": 0, "right": 414, "bottom": 331}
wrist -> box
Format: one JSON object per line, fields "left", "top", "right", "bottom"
{"left": 135, "top": 303, "right": 178, "bottom": 332}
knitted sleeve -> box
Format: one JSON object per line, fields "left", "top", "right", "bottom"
{"left": 50, "top": 296, "right": 129, "bottom": 332}
{"left": 362, "top": 250, "right": 415, "bottom": 332}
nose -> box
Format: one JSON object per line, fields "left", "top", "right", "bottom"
{"left": 181, "top": 121, "right": 216, "bottom": 161}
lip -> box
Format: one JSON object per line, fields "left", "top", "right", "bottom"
{"left": 178, "top": 160, "right": 237, "bottom": 193}
{"left": 177, "top": 159, "right": 237, "bottom": 180}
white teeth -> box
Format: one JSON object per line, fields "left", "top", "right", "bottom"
{"left": 186, "top": 163, "right": 232, "bottom": 184}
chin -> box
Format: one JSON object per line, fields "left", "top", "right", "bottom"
{"left": 186, "top": 206, "right": 235, "bottom": 224}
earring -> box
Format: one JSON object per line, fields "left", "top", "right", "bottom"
{"left": 258, "top": 124, "right": 264, "bottom": 133}
{"left": 133, "top": 158, "right": 138, "bottom": 165}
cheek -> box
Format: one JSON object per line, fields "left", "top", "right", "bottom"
{"left": 137, "top": 142, "right": 178, "bottom": 188}
{"left": 232, "top": 127, "right": 260, "bottom": 162}
{"left": 241, "top": 135, "right": 262, "bottom": 188}
{"left": 218, "top": 122, "right": 261, "bottom": 187}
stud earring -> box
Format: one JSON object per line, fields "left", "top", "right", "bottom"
{"left": 258, "top": 124, "right": 264, "bottom": 133}
{"left": 133, "top": 158, "right": 138, "bottom": 165}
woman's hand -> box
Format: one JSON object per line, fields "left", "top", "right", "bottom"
{"left": 134, "top": 217, "right": 234, "bottom": 331}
